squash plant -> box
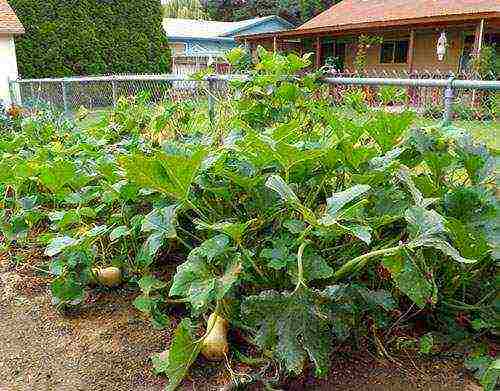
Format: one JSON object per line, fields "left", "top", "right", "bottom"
{"left": 0, "top": 48, "right": 496, "bottom": 389}
{"left": 118, "top": 50, "right": 496, "bottom": 388}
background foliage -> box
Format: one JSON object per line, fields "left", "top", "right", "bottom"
{"left": 10, "top": 0, "right": 171, "bottom": 78}
{"left": 162, "top": 0, "right": 209, "bottom": 19}
{"left": 202, "top": 0, "right": 339, "bottom": 24}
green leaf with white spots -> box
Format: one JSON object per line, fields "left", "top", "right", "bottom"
{"left": 242, "top": 286, "right": 334, "bottom": 377}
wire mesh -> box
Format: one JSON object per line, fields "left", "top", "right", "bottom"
{"left": 10, "top": 71, "right": 499, "bottom": 144}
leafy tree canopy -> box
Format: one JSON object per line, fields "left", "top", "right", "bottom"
{"left": 201, "top": 0, "right": 339, "bottom": 24}
{"left": 163, "top": 0, "right": 209, "bottom": 20}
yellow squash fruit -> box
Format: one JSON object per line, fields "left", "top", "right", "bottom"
{"left": 201, "top": 313, "right": 229, "bottom": 361}
{"left": 92, "top": 267, "right": 122, "bottom": 287}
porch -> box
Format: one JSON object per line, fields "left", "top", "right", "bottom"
{"left": 239, "top": 18, "right": 499, "bottom": 77}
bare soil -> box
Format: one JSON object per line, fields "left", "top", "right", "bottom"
{"left": 0, "top": 251, "right": 482, "bottom": 391}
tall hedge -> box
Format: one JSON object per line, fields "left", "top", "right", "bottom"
{"left": 10, "top": 0, "right": 171, "bottom": 78}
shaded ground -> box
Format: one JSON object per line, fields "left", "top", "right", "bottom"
{"left": 0, "top": 252, "right": 482, "bottom": 391}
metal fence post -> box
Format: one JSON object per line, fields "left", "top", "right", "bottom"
{"left": 207, "top": 77, "right": 215, "bottom": 124}
{"left": 112, "top": 78, "right": 118, "bottom": 107}
{"left": 442, "top": 75, "right": 455, "bottom": 126}
{"left": 7, "top": 77, "right": 17, "bottom": 106}
{"left": 61, "top": 80, "right": 69, "bottom": 115}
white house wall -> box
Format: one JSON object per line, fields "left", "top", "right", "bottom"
{"left": 0, "top": 35, "right": 17, "bottom": 105}
{"left": 0, "top": 35, "right": 20, "bottom": 106}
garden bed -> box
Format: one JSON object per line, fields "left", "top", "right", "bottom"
{"left": 0, "top": 253, "right": 482, "bottom": 390}
{"left": 0, "top": 49, "right": 497, "bottom": 390}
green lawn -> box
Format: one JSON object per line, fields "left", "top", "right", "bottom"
{"left": 416, "top": 118, "right": 499, "bottom": 150}
{"left": 73, "top": 104, "right": 499, "bottom": 150}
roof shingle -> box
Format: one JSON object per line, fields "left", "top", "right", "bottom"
{"left": 299, "top": 0, "right": 500, "bottom": 31}
{"left": 0, "top": 0, "right": 24, "bottom": 34}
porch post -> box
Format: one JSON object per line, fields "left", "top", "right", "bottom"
{"left": 315, "top": 36, "right": 322, "bottom": 69}
{"left": 473, "top": 19, "right": 485, "bottom": 56}
{"left": 273, "top": 36, "right": 278, "bottom": 53}
{"left": 408, "top": 29, "right": 416, "bottom": 74}
{"left": 251, "top": 42, "right": 258, "bottom": 62}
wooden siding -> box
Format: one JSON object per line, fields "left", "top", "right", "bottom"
{"left": 341, "top": 29, "right": 465, "bottom": 73}
{"left": 169, "top": 42, "right": 187, "bottom": 56}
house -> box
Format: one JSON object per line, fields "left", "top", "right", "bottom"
{"left": 236, "top": 0, "right": 499, "bottom": 76}
{"left": 0, "top": 0, "right": 24, "bottom": 106}
{"left": 163, "top": 16, "right": 294, "bottom": 74}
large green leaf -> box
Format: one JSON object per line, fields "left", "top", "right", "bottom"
{"left": 405, "top": 207, "right": 446, "bottom": 239}
{"left": 242, "top": 286, "right": 334, "bottom": 377}
{"left": 409, "top": 237, "right": 476, "bottom": 264}
{"left": 39, "top": 162, "right": 74, "bottom": 193}
{"left": 120, "top": 148, "right": 206, "bottom": 200}
{"left": 319, "top": 185, "right": 371, "bottom": 225}
{"left": 153, "top": 319, "right": 203, "bottom": 391}
{"left": 169, "top": 247, "right": 242, "bottom": 310}
{"left": 239, "top": 122, "right": 324, "bottom": 172}
{"left": 138, "top": 275, "right": 167, "bottom": 295}
{"left": 265, "top": 174, "right": 317, "bottom": 225}
{"left": 195, "top": 220, "right": 254, "bottom": 245}
{"left": 194, "top": 234, "right": 230, "bottom": 262}
{"left": 51, "top": 277, "right": 84, "bottom": 304}
{"left": 109, "top": 225, "right": 131, "bottom": 241}
{"left": 137, "top": 205, "right": 178, "bottom": 264}
{"left": 45, "top": 236, "right": 78, "bottom": 257}
{"left": 405, "top": 207, "right": 475, "bottom": 263}
{"left": 383, "top": 253, "right": 435, "bottom": 308}
{"left": 317, "top": 185, "right": 372, "bottom": 244}
{"left": 445, "top": 218, "right": 489, "bottom": 260}
{"left": 287, "top": 251, "right": 334, "bottom": 283}
{"left": 265, "top": 174, "right": 300, "bottom": 204}
{"left": 142, "top": 205, "right": 178, "bottom": 238}
{"left": 366, "top": 110, "right": 414, "bottom": 153}
{"left": 396, "top": 166, "right": 437, "bottom": 208}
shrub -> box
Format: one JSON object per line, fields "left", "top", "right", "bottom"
{"left": 10, "top": 0, "right": 171, "bottom": 78}
{"left": 378, "top": 85, "right": 408, "bottom": 106}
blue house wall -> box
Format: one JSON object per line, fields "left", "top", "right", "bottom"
{"left": 176, "top": 18, "right": 293, "bottom": 57}
{"left": 185, "top": 40, "right": 235, "bottom": 56}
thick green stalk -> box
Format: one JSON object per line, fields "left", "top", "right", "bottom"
{"left": 332, "top": 245, "right": 404, "bottom": 282}
{"left": 293, "top": 242, "right": 308, "bottom": 293}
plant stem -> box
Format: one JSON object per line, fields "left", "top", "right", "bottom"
{"left": 242, "top": 250, "right": 266, "bottom": 281}
{"left": 176, "top": 235, "right": 193, "bottom": 251}
{"left": 164, "top": 297, "right": 189, "bottom": 304}
{"left": 332, "top": 244, "right": 404, "bottom": 282}
{"left": 184, "top": 198, "right": 208, "bottom": 220}
{"left": 293, "top": 242, "right": 308, "bottom": 293}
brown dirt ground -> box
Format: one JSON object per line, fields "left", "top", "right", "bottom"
{"left": 0, "top": 251, "right": 483, "bottom": 391}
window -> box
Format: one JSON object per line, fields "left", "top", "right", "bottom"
{"left": 380, "top": 40, "right": 409, "bottom": 64}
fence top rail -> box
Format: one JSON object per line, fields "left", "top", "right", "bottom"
{"left": 13, "top": 74, "right": 202, "bottom": 83}
{"left": 13, "top": 74, "right": 500, "bottom": 90}
{"left": 322, "top": 77, "right": 500, "bottom": 90}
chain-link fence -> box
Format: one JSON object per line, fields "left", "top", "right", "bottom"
{"left": 8, "top": 72, "right": 499, "bottom": 146}
{"left": 10, "top": 75, "right": 222, "bottom": 113}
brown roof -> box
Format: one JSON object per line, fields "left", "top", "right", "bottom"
{"left": 299, "top": 0, "right": 500, "bottom": 31}
{"left": 0, "top": 0, "right": 24, "bottom": 34}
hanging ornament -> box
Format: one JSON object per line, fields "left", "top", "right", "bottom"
{"left": 437, "top": 31, "right": 447, "bottom": 61}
